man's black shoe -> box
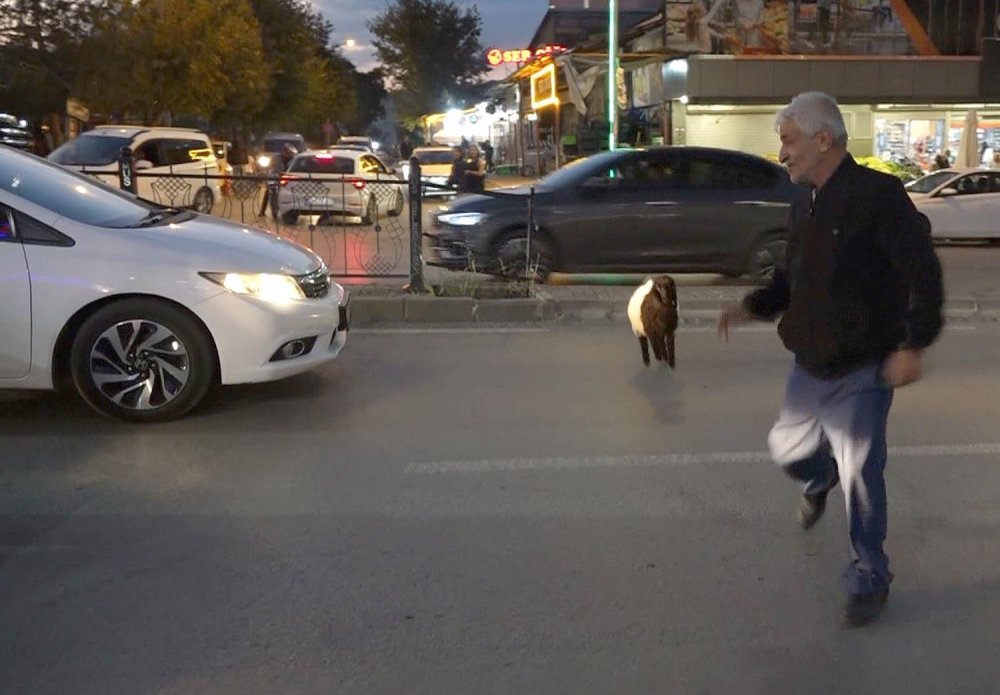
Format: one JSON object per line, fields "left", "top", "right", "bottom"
{"left": 798, "top": 492, "right": 827, "bottom": 530}
{"left": 844, "top": 588, "right": 889, "bottom": 627}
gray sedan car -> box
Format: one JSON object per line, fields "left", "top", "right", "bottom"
{"left": 426, "top": 146, "right": 800, "bottom": 281}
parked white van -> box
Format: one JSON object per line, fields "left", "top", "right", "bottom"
{"left": 48, "top": 126, "right": 222, "bottom": 213}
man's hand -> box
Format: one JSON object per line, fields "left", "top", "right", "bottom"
{"left": 880, "top": 348, "right": 923, "bottom": 387}
{"left": 717, "top": 304, "right": 753, "bottom": 342}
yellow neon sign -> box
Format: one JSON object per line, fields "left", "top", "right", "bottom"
{"left": 531, "top": 64, "right": 559, "bottom": 110}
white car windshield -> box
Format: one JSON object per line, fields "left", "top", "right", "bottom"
{"left": 906, "top": 170, "right": 957, "bottom": 194}
{"left": 1, "top": 148, "right": 164, "bottom": 227}
{"left": 49, "top": 134, "right": 131, "bottom": 166}
{"left": 288, "top": 155, "right": 355, "bottom": 174}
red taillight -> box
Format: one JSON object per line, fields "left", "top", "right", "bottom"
{"left": 350, "top": 178, "right": 366, "bottom": 191}
{"left": 279, "top": 174, "right": 298, "bottom": 187}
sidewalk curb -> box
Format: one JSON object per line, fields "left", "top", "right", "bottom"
{"left": 351, "top": 294, "right": 996, "bottom": 326}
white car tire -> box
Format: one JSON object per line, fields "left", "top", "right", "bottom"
{"left": 70, "top": 299, "right": 215, "bottom": 422}
{"left": 361, "top": 196, "right": 377, "bottom": 225}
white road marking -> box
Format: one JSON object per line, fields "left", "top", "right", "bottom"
{"left": 406, "top": 443, "right": 1000, "bottom": 475}
{"left": 354, "top": 326, "right": 552, "bottom": 334}
{"left": 356, "top": 324, "right": 976, "bottom": 335}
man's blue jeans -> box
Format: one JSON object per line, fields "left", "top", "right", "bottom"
{"left": 768, "top": 361, "right": 895, "bottom": 595}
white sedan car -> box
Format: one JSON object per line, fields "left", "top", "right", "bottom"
{"left": 0, "top": 146, "right": 349, "bottom": 422}
{"left": 276, "top": 149, "right": 405, "bottom": 225}
{"left": 907, "top": 168, "right": 1000, "bottom": 243}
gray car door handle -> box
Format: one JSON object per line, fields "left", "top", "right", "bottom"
{"left": 645, "top": 201, "right": 678, "bottom": 206}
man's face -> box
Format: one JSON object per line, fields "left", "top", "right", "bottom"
{"left": 778, "top": 118, "right": 826, "bottom": 186}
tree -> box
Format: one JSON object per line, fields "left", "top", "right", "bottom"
{"left": 342, "top": 65, "right": 387, "bottom": 135}
{"left": 0, "top": 0, "right": 100, "bottom": 121}
{"left": 248, "top": 0, "right": 357, "bottom": 139}
{"left": 74, "top": 0, "right": 270, "bottom": 126}
{"left": 367, "top": 0, "right": 488, "bottom": 120}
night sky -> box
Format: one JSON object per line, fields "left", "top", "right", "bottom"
{"left": 314, "top": 0, "right": 550, "bottom": 78}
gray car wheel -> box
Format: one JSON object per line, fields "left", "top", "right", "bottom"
{"left": 70, "top": 299, "right": 215, "bottom": 422}
{"left": 193, "top": 187, "right": 214, "bottom": 214}
{"left": 496, "top": 233, "right": 554, "bottom": 282}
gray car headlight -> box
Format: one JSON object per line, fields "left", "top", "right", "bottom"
{"left": 437, "top": 212, "right": 487, "bottom": 226}
{"left": 200, "top": 272, "right": 305, "bottom": 303}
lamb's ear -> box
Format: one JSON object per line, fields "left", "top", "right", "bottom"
{"left": 654, "top": 281, "right": 673, "bottom": 306}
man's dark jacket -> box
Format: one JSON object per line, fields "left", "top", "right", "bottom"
{"left": 743, "top": 155, "right": 944, "bottom": 378}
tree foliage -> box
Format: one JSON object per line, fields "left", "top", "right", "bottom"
{"left": 0, "top": 0, "right": 364, "bottom": 142}
{"left": 74, "top": 0, "right": 270, "bottom": 125}
{"left": 0, "top": 0, "right": 101, "bottom": 118}
{"left": 367, "top": 0, "right": 488, "bottom": 120}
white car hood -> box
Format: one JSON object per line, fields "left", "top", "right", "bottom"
{"left": 116, "top": 214, "right": 323, "bottom": 275}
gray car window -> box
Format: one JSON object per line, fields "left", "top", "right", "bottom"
{"left": 686, "top": 157, "right": 776, "bottom": 189}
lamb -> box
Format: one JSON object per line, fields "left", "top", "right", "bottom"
{"left": 627, "top": 275, "right": 678, "bottom": 368}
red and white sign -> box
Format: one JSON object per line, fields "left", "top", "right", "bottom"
{"left": 486, "top": 44, "right": 566, "bottom": 67}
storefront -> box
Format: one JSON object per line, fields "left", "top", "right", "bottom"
{"left": 871, "top": 105, "right": 1000, "bottom": 169}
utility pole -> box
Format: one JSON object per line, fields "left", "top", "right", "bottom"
{"left": 608, "top": 0, "right": 618, "bottom": 151}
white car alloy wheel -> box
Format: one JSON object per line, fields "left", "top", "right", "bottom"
{"left": 70, "top": 299, "right": 215, "bottom": 422}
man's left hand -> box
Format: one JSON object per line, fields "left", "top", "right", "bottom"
{"left": 881, "top": 349, "right": 923, "bottom": 387}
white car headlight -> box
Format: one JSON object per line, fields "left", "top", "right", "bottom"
{"left": 201, "top": 272, "right": 305, "bottom": 302}
{"left": 437, "top": 212, "right": 487, "bottom": 226}
{"left": 257, "top": 154, "right": 272, "bottom": 169}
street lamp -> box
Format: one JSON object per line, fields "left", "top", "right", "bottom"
{"left": 608, "top": 0, "right": 617, "bottom": 151}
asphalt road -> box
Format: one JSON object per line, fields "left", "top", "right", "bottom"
{"left": 2, "top": 323, "right": 1000, "bottom": 694}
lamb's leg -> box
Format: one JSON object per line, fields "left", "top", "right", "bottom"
{"left": 666, "top": 331, "right": 676, "bottom": 369}
{"left": 639, "top": 336, "right": 650, "bottom": 366}
{"left": 650, "top": 332, "right": 665, "bottom": 362}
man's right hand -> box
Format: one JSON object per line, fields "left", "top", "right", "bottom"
{"left": 717, "top": 304, "right": 753, "bottom": 342}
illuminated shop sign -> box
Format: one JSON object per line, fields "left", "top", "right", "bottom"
{"left": 530, "top": 64, "right": 559, "bottom": 110}
{"left": 486, "top": 44, "right": 566, "bottom": 66}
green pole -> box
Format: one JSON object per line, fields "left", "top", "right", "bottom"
{"left": 608, "top": 0, "right": 617, "bottom": 151}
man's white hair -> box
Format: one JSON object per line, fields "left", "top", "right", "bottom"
{"left": 775, "top": 91, "right": 848, "bottom": 147}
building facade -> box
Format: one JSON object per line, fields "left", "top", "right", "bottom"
{"left": 506, "top": 0, "right": 1000, "bottom": 172}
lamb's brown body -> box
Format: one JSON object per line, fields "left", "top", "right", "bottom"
{"left": 627, "top": 275, "right": 678, "bottom": 367}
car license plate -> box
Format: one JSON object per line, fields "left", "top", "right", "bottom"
{"left": 308, "top": 196, "right": 340, "bottom": 207}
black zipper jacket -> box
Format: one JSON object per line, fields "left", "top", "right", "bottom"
{"left": 742, "top": 155, "right": 944, "bottom": 378}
